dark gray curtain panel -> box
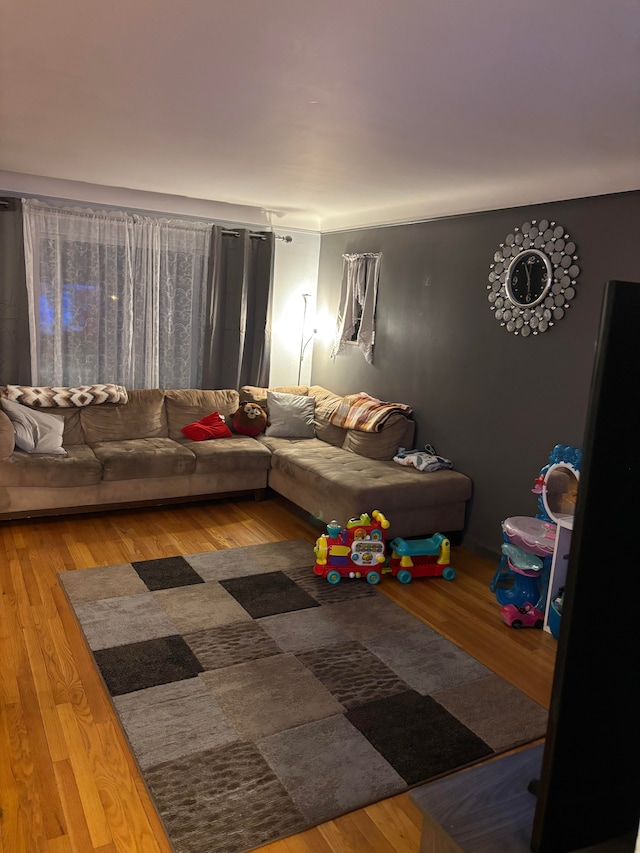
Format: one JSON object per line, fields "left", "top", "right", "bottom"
{"left": 0, "top": 198, "right": 31, "bottom": 385}
{"left": 202, "top": 227, "right": 274, "bottom": 390}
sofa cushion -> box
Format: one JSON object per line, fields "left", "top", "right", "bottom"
{"left": 342, "top": 413, "right": 415, "bottom": 461}
{"left": 0, "top": 409, "right": 15, "bottom": 459}
{"left": 178, "top": 434, "right": 272, "bottom": 474}
{"left": 91, "top": 438, "right": 196, "bottom": 481}
{"left": 57, "top": 409, "right": 85, "bottom": 446}
{"left": 81, "top": 389, "right": 168, "bottom": 443}
{"left": 265, "top": 391, "right": 316, "bottom": 438}
{"left": 1, "top": 398, "right": 67, "bottom": 455}
{"left": 165, "top": 389, "right": 240, "bottom": 439}
{"left": 267, "top": 438, "right": 472, "bottom": 511}
{"left": 239, "top": 385, "right": 309, "bottom": 406}
{"left": 0, "top": 444, "right": 103, "bottom": 487}
{"left": 308, "top": 385, "right": 346, "bottom": 447}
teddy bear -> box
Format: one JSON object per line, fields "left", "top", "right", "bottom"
{"left": 231, "top": 401, "right": 268, "bottom": 436}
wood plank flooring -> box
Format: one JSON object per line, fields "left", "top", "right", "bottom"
{"left": 0, "top": 495, "right": 557, "bottom": 853}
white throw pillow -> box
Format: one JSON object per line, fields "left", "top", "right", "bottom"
{"left": 265, "top": 391, "right": 316, "bottom": 438}
{"left": 0, "top": 398, "right": 67, "bottom": 455}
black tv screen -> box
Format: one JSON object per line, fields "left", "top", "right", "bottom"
{"left": 531, "top": 281, "right": 640, "bottom": 852}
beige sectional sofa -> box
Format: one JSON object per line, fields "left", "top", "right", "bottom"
{"left": 0, "top": 388, "right": 271, "bottom": 520}
{"left": 0, "top": 384, "right": 472, "bottom": 539}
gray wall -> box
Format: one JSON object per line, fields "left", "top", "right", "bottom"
{"left": 312, "top": 191, "right": 640, "bottom": 558}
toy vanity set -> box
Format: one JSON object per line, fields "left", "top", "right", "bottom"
{"left": 491, "top": 444, "right": 580, "bottom": 636}
{"left": 312, "top": 510, "right": 456, "bottom": 586}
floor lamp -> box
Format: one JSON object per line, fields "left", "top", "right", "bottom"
{"left": 297, "top": 293, "right": 316, "bottom": 385}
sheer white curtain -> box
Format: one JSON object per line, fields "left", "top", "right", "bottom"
{"left": 331, "top": 252, "right": 381, "bottom": 364}
{"left": 22, "top": 199, "right": 211, "bottom": 388}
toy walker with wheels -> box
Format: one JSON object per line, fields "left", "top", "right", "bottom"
{"left": 313, "top": 511, "right": 390, "bottom": 584}
{"left": 388, "top": 534, "right": 456, "bottom": 583}
{"left": 312, "top": 512, "right": 457, "bottom": 586}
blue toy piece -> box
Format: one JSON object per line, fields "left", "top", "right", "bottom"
{"left": 495, "top": 572, "right": 541, "bottom": 607}
{"left": 389, "top": 534, "right": 446, "bottom": 557}
{"left": 501, "top": 542, "right": 543, "bottom": 573}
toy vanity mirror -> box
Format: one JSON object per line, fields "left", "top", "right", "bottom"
{"left": 542, "top": 459, "right": 580, "bottom": 527}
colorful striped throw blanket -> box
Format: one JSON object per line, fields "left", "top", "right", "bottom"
{"left": 330, "top": 392, "right": 413, "bottom": 433}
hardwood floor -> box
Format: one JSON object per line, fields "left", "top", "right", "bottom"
{"left": 0, "top": 495, "right": 557, "bottom": 853}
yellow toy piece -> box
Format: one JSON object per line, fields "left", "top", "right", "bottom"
{"left": 437, "top": 539, "right": 450, "bottom": 566}
{"left": 330, "top": 544, "right": 350, "bottom": 558}
{"left": 372, "top": 510, "right": 390, "bottom": 529}
{"left": 314, "top": 535, "right": 329, "bottom": 566}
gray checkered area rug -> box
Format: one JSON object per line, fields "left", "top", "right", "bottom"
{"left": 60, "top": 539, "right": 547, "bottom": 853}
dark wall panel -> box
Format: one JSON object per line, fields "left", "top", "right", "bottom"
{"left": 312, "top": 191, "right": 640, "bottom": 556}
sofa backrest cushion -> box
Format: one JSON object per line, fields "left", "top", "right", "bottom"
{"left": 342, "top": 412, "right": 415, "bottom": 460}
{"left": 55, "top": 409, "right": 85, "bottom": 446}
{"left": 164, "top": 389, "right": 239, "bottom": 440}
{"left": 308, "top": 385, "right": 347, "bottom": 447}
{"left": 80, "top": 388, "right": 168, "bottom": 443}
{"left": 239, "top": 385, "right": 309, "bottom": 406}
{"left": 0, "top": 409, "right": 15, "bottom": 459}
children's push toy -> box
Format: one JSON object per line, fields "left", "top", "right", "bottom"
{"left": 388, "top": 534, "right": 455, "bottom": 583}
{"left": 312, "top": 511, "right": 456, "bottom": 585}
{"left": 313, "top": 511, "right": 390, "bottom": 584}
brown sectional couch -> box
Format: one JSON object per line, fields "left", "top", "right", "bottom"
{"left": 0, "top": 387, "right": 271, "bottom": 519}
{"left": 0, "top": 384, "right": 473, "bottom": 539}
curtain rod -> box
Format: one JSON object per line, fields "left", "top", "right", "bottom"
{"left": 220, "top": 228, "right": 292, "bottom": 243}
{"left": 0, "top": 197, "right": 295, "bottom": 235}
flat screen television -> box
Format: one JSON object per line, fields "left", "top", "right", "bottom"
{"left": 531, "top": 280, "right": 640, "bottom": 852}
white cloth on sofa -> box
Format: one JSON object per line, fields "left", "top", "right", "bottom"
{"left": 393, "top": 444, "right": 453, "bottom": 472}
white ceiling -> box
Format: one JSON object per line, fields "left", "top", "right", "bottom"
{"left": 1, "top": 0, "right": 639, "bottom": 232}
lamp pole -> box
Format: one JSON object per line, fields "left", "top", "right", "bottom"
{"left": 297, "top": 293, "right": 312, "bottom": 385}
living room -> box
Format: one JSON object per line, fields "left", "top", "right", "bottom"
{"left": 1, "top": 1, "right": 639, "bottom": 852}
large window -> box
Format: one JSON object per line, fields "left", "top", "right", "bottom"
{"left": 23, "top": 199, "right": 211, "bottom": 388}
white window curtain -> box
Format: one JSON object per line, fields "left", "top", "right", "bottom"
{"left": 331, "top": 252, "right": 381, "bottom": 365}
{"left": 22, "top": 199, "right": 211, "bottom": 388}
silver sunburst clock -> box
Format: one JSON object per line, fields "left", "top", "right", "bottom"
{"left": 487, "top": 219, "right": 580, "bottom": 336}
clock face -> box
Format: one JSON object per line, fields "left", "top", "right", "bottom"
{"left": 487, "top": 218, "right": 580, "bottom": 336}
{"left": 506, "top": 249, "right": 552, "bottom": 308}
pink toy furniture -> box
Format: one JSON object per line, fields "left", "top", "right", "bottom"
{"left": 490, "top": 445, "right": 581, "bottom": 629}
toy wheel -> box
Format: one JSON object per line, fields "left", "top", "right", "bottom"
{"left": 535, "top": 619, "right": 544, "bottom": 629}
{"left": 512, "top": 619, "right": 523, "bottom": 629}
{"left": 366, "top": 570, "right": 381, "bottom": 585}
{"left": 397, "top": 569, "right": 413, "bottom": 584}
{"left": 326, "top": 570, "right": 341, "bottom": 585}
{"left": 442, "top": 567, "right": 456, "bottom": 581}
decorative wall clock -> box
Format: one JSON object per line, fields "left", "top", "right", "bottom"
{"left": 487, "top": 219, "right": 579, "bottom": 336}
